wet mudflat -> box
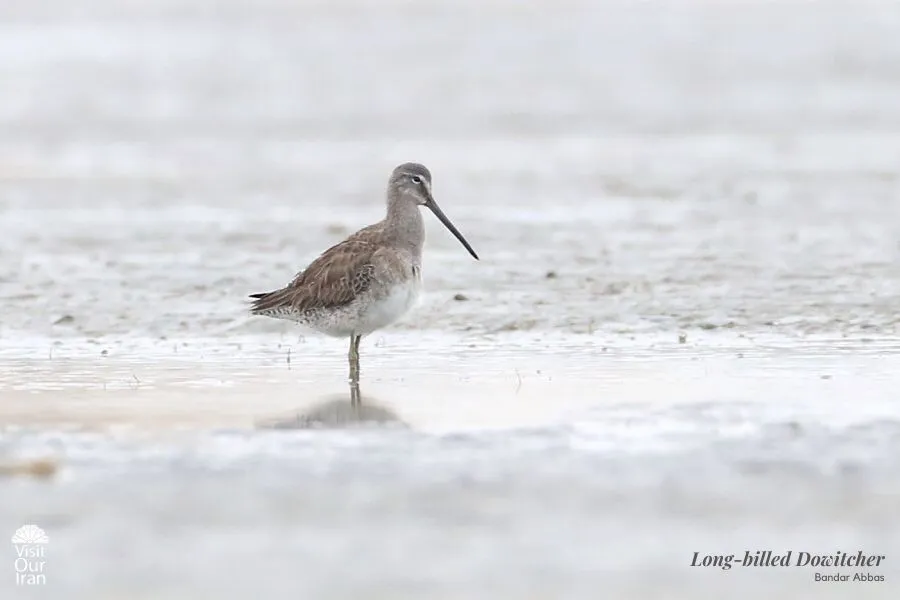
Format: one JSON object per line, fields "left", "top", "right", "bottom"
{"left": 2, "top": 0, "right": 900, "bottom": 598}
{"left": 2, "top": 335, "right": 899, "bottom": 599}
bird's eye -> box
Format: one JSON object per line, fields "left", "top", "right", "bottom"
{"left": 410, "top": 176, "right": 422, "bottom": 184}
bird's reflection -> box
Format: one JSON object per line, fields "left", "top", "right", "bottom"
{"left": 258, "top": 380, "right": 406, "bottom": 430}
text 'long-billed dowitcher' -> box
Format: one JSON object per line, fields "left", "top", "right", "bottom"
{"left": 249, "top": 163, "right": 478, "bottom": 387}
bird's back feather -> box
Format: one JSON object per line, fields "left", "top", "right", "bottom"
{"left": 249, "top": 227, "right": 385, "bottom": 316}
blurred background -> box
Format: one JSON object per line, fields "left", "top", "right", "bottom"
{"left": 1, "top": 1, "right": 900, "bottom": 598}
{"left": 2, "top": 0, "right": 899, "bottom": 339}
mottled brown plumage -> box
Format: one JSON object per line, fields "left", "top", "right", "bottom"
{"left": 248, "top": 162, "right": 478, "bottom": 385}
{"left": 249, "top": 232, "right": 380, "bottom": 316}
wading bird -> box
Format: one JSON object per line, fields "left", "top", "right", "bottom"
{"left": 249, "top": 163, "right": 478, "bottom": 387}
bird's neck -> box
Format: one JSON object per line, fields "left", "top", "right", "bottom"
{"left": 384, "top": 192, "right": 425, "bottom": 256}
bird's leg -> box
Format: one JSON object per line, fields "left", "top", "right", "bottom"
{"left": 348, "top": 334, "right": 361, "bottom": 386}
{"left": 349, "top": 379, "right": 361, "bottom": 406}
{"left": 349, "top": 334, "right": 362, "bottom": 406}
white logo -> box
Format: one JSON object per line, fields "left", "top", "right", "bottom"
{"left": 11, "top": 525, "right": 47, "bottom": 586}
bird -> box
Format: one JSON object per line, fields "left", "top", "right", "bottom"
{"left": 248, "top": 162, "right": 478, "bottom": 386}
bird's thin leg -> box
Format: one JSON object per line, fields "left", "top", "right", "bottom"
{"left": 350, "top": 380, "right": 361, "bottom": 406}
{"left": 348, "top": 334, "right": 361, "bottom": 386}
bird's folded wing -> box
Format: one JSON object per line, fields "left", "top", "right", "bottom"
{"left": 250, "top": 240, "right": 378, "bottom": 314}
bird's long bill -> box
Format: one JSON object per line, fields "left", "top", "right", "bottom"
{"left": 426, "top": 198, "right": 479, "bottom": 260}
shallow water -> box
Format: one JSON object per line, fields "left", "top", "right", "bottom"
{"left": 3, "top": 336, "right": 900, "bottom": 599}
{"left": 2, "top": 0, "right": 900, "bottom": 598}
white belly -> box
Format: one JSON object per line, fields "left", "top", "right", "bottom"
{"left": 304, "top": 276, "right": 421, "bottom": 338}
{"left": 354, "top": 277, "right": 421, "bottom": 335}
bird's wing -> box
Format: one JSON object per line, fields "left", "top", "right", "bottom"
{"left": 249, "top": 238, "right": 378, "bottom": 314}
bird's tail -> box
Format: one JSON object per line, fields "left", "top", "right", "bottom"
{"left": 247, "top": 288, "right": 297, "bottom": 316}
{"left": 247, "top": 291, "right": 274, "bottom": 314}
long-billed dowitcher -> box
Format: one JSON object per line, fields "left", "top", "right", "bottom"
{"left": 249, "top": 162, "right": 478, "bottom": 386}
